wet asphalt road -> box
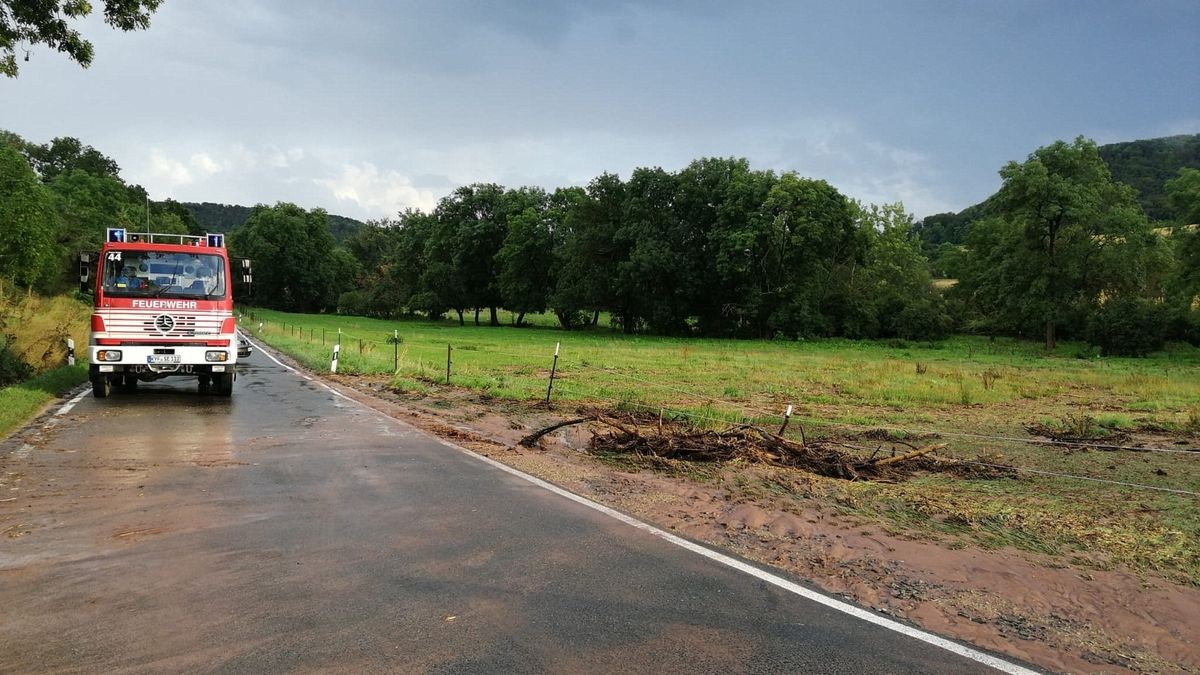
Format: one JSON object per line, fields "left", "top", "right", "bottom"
{"left": 0, "top": 351, "right": 1016, "bottom": 674}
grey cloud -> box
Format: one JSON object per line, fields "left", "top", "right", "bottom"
{"left": 4, "top": 1, "right": 1197, "bottom": 222}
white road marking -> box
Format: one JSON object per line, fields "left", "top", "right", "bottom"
{"left": 245, "top": 338, "right": 297, "bottom": 373}
{"left": 47, "top": 388, "right": 92, "bottom": 426}
{"left": 435, "top": 440, "right": 1039, "bottom": 674}
{"left": 250, "top": 337, "right": 1038, "bottom": 674}
{"left": 246, "top": 338, "right": 353, "bottom": 403}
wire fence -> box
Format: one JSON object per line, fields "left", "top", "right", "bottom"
{"left": 245, "top": 313, "right": 1200, "bottom": 498}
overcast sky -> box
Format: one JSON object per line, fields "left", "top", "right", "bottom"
{"left": 4, "top": 1, "right": 1198, "bottom": 221}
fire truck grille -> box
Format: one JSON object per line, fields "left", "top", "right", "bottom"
{"left": 103, "top": 312, "right": 225, "bottom": 337}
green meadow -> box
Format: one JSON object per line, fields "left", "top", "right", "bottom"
{"left": 247, "top": 308, "right": 1200, "bottom": 582}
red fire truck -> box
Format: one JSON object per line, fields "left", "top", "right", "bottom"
{"left": 79, "top": 228, "right": 252, "bottom": 398}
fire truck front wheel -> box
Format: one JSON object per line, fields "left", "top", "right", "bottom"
{"left": 90, "top": 371, "right": 111, "bottom": 398}
{"left": 214, "top": 372, "right": 234, "bottom": 396}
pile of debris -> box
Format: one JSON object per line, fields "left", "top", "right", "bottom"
{"left": 519, "top": 410, "right": 1016, "bottom": 482}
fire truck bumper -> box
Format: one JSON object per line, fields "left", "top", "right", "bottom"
{"left": 89, "top": 344, "right": 237, "bottom": 373}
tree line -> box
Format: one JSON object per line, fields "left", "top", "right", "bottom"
{"left": 328, "top": 158, "right": 950, "bottom": 341}
{"left": 2, "top": 130, "right": 1199, "bottom": 355}
{"left": 0, "top": 131, "right": 198, "bottom": 291}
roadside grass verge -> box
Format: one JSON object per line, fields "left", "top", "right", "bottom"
{"left": 247, "top": 308, "right": 1200, "bottom": 583}
{"left": 0, "top": 364, "right": 87, "bottom": 438}
{"left": 0, "top": 290, "right": 91, "bottom": 439}
{"left": 0, "top": 291, "right": 91, "bottom": 372}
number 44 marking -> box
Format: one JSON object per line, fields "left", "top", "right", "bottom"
{"left": 106, "top": 252, "right": 122, "bottom": 261}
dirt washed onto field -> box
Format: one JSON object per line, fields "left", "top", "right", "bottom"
{"left": 314, "top": 368, "right": 1200, "bottom": 675}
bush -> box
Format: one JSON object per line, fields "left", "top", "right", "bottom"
{"left": 1084, "top": 297, "right": 1170, "bottom": 357}
{"left": 891, "top": 296, "right": 952, "bottom": 341}
{"left": 337, "top": 289, "right": 370, "bottom": 316}
{"left": 0, "top": 334, "right": 33, "bottom": 387}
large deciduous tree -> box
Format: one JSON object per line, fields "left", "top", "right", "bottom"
{"left": 673, "top": 157, "right": 777, "bottom": 337}
{"left": 432, "top": 183, "right": 507, "bottom": 326}
{"left": 970, "top": 137, "right": 1149, "bottom": 349}
{"left": 24, "top": 136, "right": 120, "bottom": 181}
{"left": 229, "top": 203, "right": 349, "bottom": 312}
{"left": 1167, "top": 169, "right": 1200, "bottom": 309}
{"left": 1, "top": 0, "right": 163, "bottom": 77}
{"left": 0, "top": 146, "right": 58, "bottom": 286}
{"left": 761, "top": 174, "right": 863, "bottom": 338}
{"left": 551, "top": 173, "right": 626, "bottom": 329}
{"left": 618, "top": 167, "right": 688, "bottom": 334}
{"left": 495, "top": 188, "right": 556, "bottom": 326}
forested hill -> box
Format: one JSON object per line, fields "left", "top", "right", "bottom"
{"left": 182, "top": 202, "right": 366, "bottom": 241}
{"left": 1101, "top": 134, "right": 1200, "bottom": 220}
{"left": 916, "top": 133, "right": 1200, "bottom": 248}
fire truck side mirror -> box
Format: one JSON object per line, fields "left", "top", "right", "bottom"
{"left": 78, "top": 252, "right": 93, "bottom": 295}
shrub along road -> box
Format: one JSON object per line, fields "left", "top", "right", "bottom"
{"left": 0, "top": 351, "right": 1029, "bottom": 673}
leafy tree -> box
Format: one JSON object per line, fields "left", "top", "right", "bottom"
{"left": 384, "top": 210, "right": 436, "bottom": 316}
{"left": 24, "top": 136, "right": 120, "bottom": 181}
{"left": 433, "top": 183, "right": 507, "bottom": 325}
{"left": 495, "top": 187, "right": 558, "bottom": 326}
{"left": 1084, "top": 295, "right": 1170, "bottom": 357}
{"left": 0, "top": 146, "right": 58, "bottom": 286}
{"left": 761, "top": 174, "right": 863, "bottom": 338}
{"left": 1, "top": 0, "right": 163, "bottom": 77}
{"left": 618, "top": 167, "right": 689, "bottom": 333}
{"left": 1164, "top": 171, "right": 1200, "bottom": 307}
{"left": 229, "top": 203, "right": 344, "bottom": 312}
{"left": 846, "top": 202, "right": 950, "bottom": 339}
{"left": 977, "top": 137, "right": 1149, "bottom": 349}
{"left": 673, "top": 157, "right": 778, "bottom": 337}
{"left": 916, "top": 134, "right": 1200, "bottom": 251}
{"left": 1166, "top": 168, "right": 1200, "bottom": 225}
{"left": 0, "top": 128, "right": 26, "bottom": 150}
{"left": 551, "top": 173, "right": 627, "bottom": 329}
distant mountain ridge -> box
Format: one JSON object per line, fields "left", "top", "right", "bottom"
{"left": 916, "top": 134, "right": 1200, "bottom": 249}
{"left": 1100, "top": 134, "right": 1200, "bottom": 220}
{"left": 181, "top": 201, "right": 366, "bottom": 241}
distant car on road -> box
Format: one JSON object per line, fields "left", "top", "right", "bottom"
{"left": 237, "top": 331, "right": 253, "bottom": 359}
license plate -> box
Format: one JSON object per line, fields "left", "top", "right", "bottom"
{"left": 147, "top": 355, "right": 181, "bottom": 364}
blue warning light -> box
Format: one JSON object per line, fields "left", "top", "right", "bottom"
{"left": 107, "top": 228, "right": 127, "bottom": 243}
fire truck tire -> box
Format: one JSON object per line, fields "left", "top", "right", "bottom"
{"left": 91, "top": 375, "right": 111, "bottom": 398}
{"left": 214, "top": 372, "right": 234, "bottom": 396}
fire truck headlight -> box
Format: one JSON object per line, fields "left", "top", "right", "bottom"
{"left": 205, "top": 351, "right": 229, "bottom": 362}
{"left": 97, "top": 350, "right": 122, "bottom": 362}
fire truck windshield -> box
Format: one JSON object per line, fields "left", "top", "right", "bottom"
{"left": 101, "top": 251, "right": 227, "bottom": 299}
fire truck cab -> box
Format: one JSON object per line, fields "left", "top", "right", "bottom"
{"left": 80, "top": 228, "right": 251, "bottom": 398}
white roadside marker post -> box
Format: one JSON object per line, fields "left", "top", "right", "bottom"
{"left": 544, "top": 342, "right": 561, "bottom": 404}
{"left": 66, "top": 338, "right": 75, "bottom": 366}
{"left": 331, "top": 343, "right": 340, "bottom": 373}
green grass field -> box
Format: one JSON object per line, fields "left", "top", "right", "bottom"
{"left": 0, "top": 364, "right": 87, "bottom": 438}
{"left": 247, "top": 308, "right": 1200, "bottom": 582}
